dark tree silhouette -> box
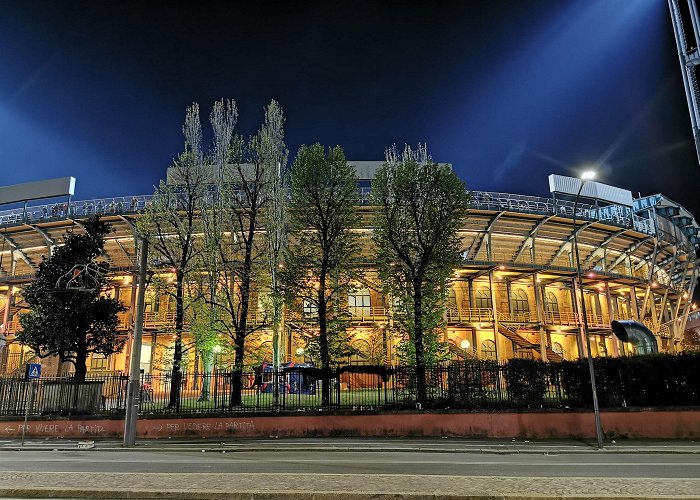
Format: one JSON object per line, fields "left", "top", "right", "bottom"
{"left": 18, "top": 216, "right": 125, "bottom": 382}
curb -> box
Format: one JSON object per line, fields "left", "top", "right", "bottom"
{"left": 1, "top": 489, "right": 698, "bottom": 500}
{"left": 3, "top": 444, "right": 700, "bottom": 454}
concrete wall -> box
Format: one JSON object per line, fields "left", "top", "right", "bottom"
{"left": 2, "top": 409, "right": 698, "bottom": 440}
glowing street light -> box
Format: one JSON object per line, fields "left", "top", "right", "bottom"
{"left": 580, "top": 170, "right": 596, "bottom": 181}
{"left": 572, "top": 169, "right": 604, "bottom": 450}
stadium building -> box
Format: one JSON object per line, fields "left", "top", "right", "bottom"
{"left": 0, "top": 164, "right": 698, "bottom": 377}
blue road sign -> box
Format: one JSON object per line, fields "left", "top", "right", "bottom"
{"left": 25, "top": 363, "right": 41, "bottom": 380}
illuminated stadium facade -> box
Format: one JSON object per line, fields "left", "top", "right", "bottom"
{"left": 0, "top": 165, "right": 698, "bottom": 377}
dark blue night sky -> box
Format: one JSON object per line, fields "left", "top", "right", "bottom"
{"left": 1, "top": 0, "right": 698, "bottom": 216}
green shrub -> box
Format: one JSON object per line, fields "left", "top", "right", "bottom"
{"left": 504, "top": 358, "right": 548, "bottom": 407}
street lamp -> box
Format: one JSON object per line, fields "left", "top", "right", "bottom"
{"left": 460, "top": 339, "right": 471, "bottom": 358}
{"left": 572, "top": 169, "right": 604, "bottom": 450}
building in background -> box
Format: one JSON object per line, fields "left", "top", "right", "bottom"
{"left": 0, "top": 164, "right": 697, "bottom": 377}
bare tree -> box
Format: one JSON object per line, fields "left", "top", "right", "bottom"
{"left": 137, "top": 103, "right": 208, "bottom": 409}
{"left": 205, "top": 100, "right": 287, "bottom": 407}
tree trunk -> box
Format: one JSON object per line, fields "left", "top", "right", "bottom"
{"left": 74, "top": 346, "right": 88, "bottom": 383}
{"left": 198, "top": 350, "right": 213, "bottom": 401}
{"left": 229, "top": 236, "right": 253, "bottom": 407}
{"left": 413, "top": 283, "right": 427, "bottom": 406}
{"left": 318, "top": 285, "right": 331, "bottom": 406}
{"left": 168, "top": 273, "right": 185, "bottom": 410}
{"left": 229, "top": 338, "right": 245, "bottom": 407}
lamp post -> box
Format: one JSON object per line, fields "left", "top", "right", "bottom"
{"left": 572, "top": 170, "right": 604, "bottom": 450}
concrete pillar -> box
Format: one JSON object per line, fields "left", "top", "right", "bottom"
{"left": 1, "top": 286, "right": 11, "bottom": 334}
{"left": 488, "top": 271, "right": 501, "bottom": 363}
{"left": 605, "top": 284, "right": 620, "bottom": 357}
{"left": 124, "top": 274, "right": 138, "bottom": 374}
{"left": 467, "top": 279, "right": 474, "bottom": 310}
{"left": 570, "top": 278, "right": 585, "bottom": 359}
{"left": 630, "top": 285, "right": 640, "bottom": 321}
{"left": 533, "top": 275, "right": 547, "bottom": 361}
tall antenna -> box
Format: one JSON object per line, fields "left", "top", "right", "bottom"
{"left": 669, "top": 0, "right": 700, "bottom": 166}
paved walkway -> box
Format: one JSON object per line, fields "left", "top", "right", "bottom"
{"left": 1, "top": 439, "right": 698, "bottom": 498}
{"left": 0, "top": 471, "right": 699, "bottom": 499}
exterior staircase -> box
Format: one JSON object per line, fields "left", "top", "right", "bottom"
{"left": 498, "top": 324, "right": 564, "bottom": 362}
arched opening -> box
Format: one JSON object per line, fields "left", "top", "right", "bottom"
{"left": 544, "top": 291, "right": 559, "bottom": 314}
{"left": 512, "top": 289, "right": 529, "bottom": 314}
{"left": 480, "top": 339, "right": 497, "bottom": 360}
{"left": 476, "top": 287, "right": 492, "bottom": 310}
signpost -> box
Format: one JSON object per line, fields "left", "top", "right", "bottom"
{"left": 21, "top": 363, "right": 41, "bottom": 446}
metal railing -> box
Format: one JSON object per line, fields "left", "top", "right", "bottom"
{"left": 445, "top": 307, "right": 494, "bottom": 323}
{"left": 0, "top": 195, "right": 152, "bottom": 226}
{"left": 2, "top": 355, "right": 698, "bottom": 417}
{"left": 0, "top": 364, "right": 566, "bottom": 416}
{"left": 348, "top": 306, "right": 388, "bottom": 322}
{"left": 0, "top": 190, "right": 660, "bottom": 239}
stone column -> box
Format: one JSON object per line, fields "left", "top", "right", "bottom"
{"left": 533, "top": 275, "right": 547, "bottom": 361}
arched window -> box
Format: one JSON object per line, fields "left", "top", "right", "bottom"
{"left": 544, "top": 292, "right": 559, "bottom": 314}
{"left": 348, "top": 288, "right": 371, "bottom": 317}
{"left": 347, "top": 339, "right": 371, "bottom": 365}
{"left": 481, "top": 339, "right": 496, "bottom": 360}
{"left": 512, "top": 289, "right": 530, "bottom": 313}
{"left": 475, "top": 287, "right": 492, "bottom": 309}
{"left": 551, "top": 342, "right": 563, "bottom": 356}
{"left": 448, "top": 288, "right": 457, "bottom": 308}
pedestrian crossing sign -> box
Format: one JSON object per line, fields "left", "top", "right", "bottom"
{"left": 25, "top": 363, "right": 41, "bottom": 380}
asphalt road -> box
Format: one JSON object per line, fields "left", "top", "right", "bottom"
{"left": 0, "top": 449, "right": 698, "bottom": 479}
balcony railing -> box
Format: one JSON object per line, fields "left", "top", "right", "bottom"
{"left": 348, "top": 306, "right": 387, "bottom": 322}
{"left": 542, "top": 311, "right": 611, "bottom": 329}
{"left": 3, "top": 318, "right": 22, "bottom": 334}
{"left": 445, "top": 307, "right": 494, "bottom": 324}
{"left": 497, "top": 311, "right": 539, "bottom": 323}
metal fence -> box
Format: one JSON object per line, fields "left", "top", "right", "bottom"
{"left": 0, "top": 362, "right": 581, "bottom": 417}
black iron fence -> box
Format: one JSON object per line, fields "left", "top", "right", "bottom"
{"left": 1, "top": 355, "right": 698, "bottom": 417}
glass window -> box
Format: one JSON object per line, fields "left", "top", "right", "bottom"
{"left": 90, "top": 354, "right": 109, "bottom": 372}
{"left": 476, "top": 287, "right": 492, "bottom": 309}
{"left": 481, "top": 339, "right": 496, "bottom": 360}
{"left": 348, "top": 288, "right": 371, "bottom": 317}
{"left": 512, "top": 289, "right": 529, "bottom": 313}
{"left": 544, "top": 292, "right": 559, "bottom": 314}
{"left": 303, "top": 299, "right": 318, "bottom": 318}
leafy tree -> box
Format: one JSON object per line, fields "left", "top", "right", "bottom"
{"left": 18, "top": 217, "right": 125, "bottom": 382}
{"left": 283, "top": 144, "right": 362, "bottom": 404}
{"left": 372, "top": 144, "right": 470, "bottom": 405}
{"left": 137, "top": 103, "right": 208, "bottom": 409}
{"left": 186, "top": 288, "right": 222, "bottom": 401}
{"left": 682, "top": 328, "right": 700, "bottom": 352}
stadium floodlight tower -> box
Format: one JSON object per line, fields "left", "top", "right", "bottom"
{"left": 669, "top": 0, "right": 700, "bottom": 166}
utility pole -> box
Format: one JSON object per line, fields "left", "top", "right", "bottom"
{"left": 123, "top": 238, "right": 148, "bottom": 447}
{"left": 669, "top": 0, "right": 700, "bottom": 167}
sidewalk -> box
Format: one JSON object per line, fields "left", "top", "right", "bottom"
{"left": 0, "top": 471, "right": 698, "bottom": 499}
